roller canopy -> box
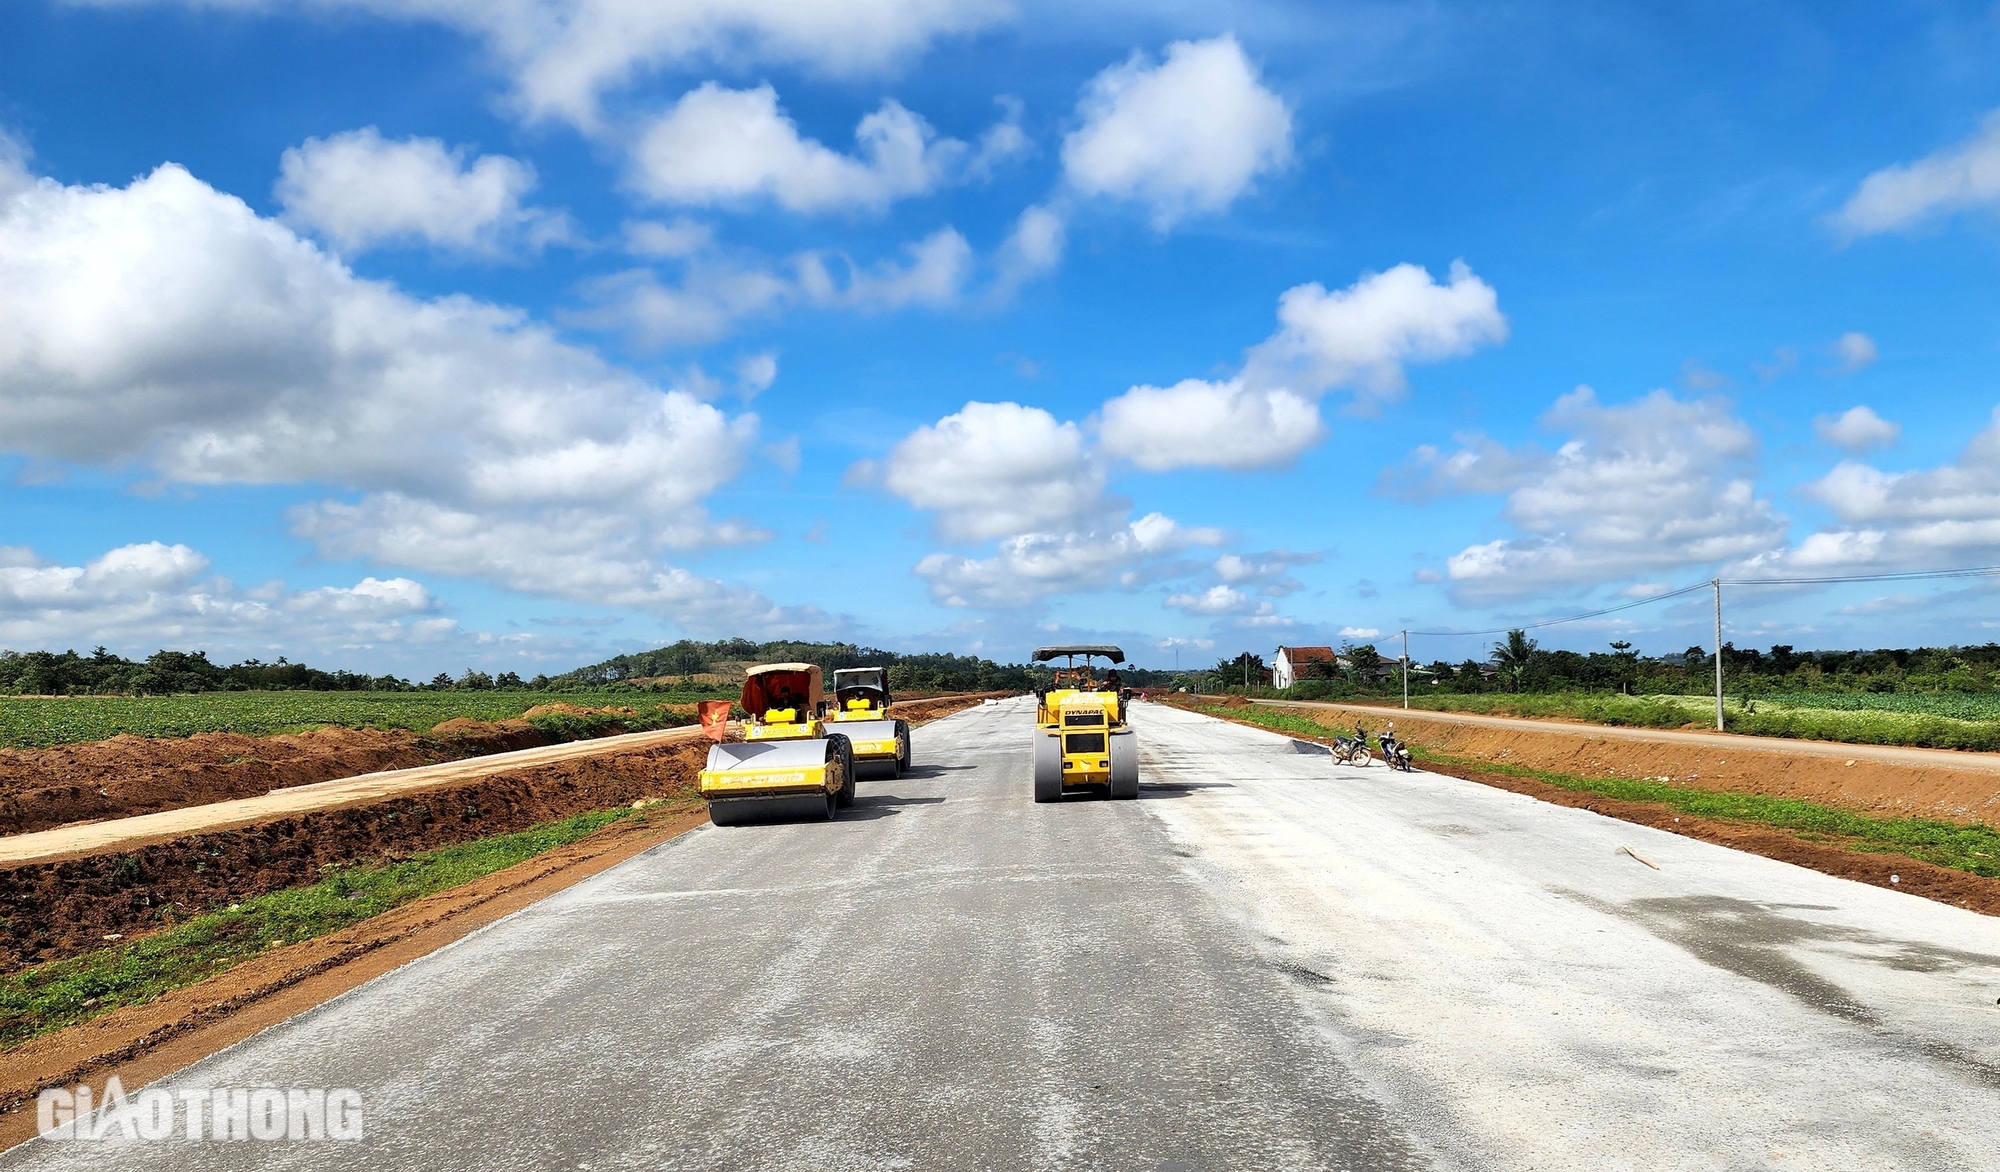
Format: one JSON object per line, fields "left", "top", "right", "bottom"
{"left": 741, "top": 663, "right": 822, "bottom": 717}
{"left": 1032, "top": 645, "right": 1126, "bottom": 664}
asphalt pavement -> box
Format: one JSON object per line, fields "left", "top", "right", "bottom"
{"left": 9, "top": 697, "right": 2000, "bottom": 1170}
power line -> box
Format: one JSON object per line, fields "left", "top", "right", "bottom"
{"left": 1400, "top": 562, "right": 2000, "bottom": 642}
{"left": 1405, "top": 582, "right": 1709, "bottom": 639}
{"left": 1719, "top": 565, "right": 2000, "bottom": 587}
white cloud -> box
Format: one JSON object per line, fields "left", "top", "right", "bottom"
{"left": 1814, "top": 405, "right": 1899, "bottom": 453}
{"left": 873, "top": 399, "right": 1232, "bottom": 607}
{"left": 1394, "top": 387, "right": 1787, "bottom": 603}
{"left": 917, "top": 513, "right": 1222, "bottom": 608}
{"left": 0, "top": 540, "right": 462, "bottom": 653}
{"left": 1241, "top": 260, "right": 1509, "bottom": 404}
{"left": 1164, "top": 583, "right": 1273, "bottom": 618}
{"left": 98, "top": 0, "right": 1011, "bottom": 131}
{"left": 1098, "top": 379, "right": 1322, "bottom": 471}
{"left": 1213, "top": 549, "right": 1316, "bottom": 594}
{"left": 573, "top": 262, "right": 796, "bottom": 347}
{"left": 1741, "top": 407, "right": 2000, "bottom": 577}
{"left": 1338, "top": 626, "right": 1380, "bottom": 639}
{"left": 625, "top": 83, "right": 1025, "bottom": 218}
{"left": 1097, "top": 261, "right": 1506, "bottom": 470}
{"left": 623, "top": 217, "right": 713, "bottom": 258}
{"left": 993, "top": 203, "right": 1067, "bottom": 295}
{"left": 628, "top": 84, "right": 975, "bottom": 214}
{"left": 1061, "top": 35, "right": 1292, "bottom": 229}
{"left": 276, "top": 127, "right": 568, "bottom": 254}
{"left": 799, "top": 228, "right": 974, "bottom": 309}
{"left": 1833, "top": 331, "right": 1879, "bottom": 373}
{"left": 0, "top": 158, "right": 807, "bottom": 632}
{"left": 575, "top": 226, "right": 972, "bottom": 347}
{"left": 1834, "top": 108, "right": 2000, "bottom": 236}
{"left": 878, "top": 401, "right": 1110, "bottom": 542}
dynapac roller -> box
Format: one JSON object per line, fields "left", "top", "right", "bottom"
{"left": 699, "top": 663, "right": 854, "bottom": 825}
{"left": 1031, "top": 645, "right": 1138, "bottom": 803}
{"left": 825, "top": 666, "right": 912, "bottom": 777}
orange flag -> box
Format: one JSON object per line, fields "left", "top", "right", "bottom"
{"left": 698, "top": 700, "right": 732, "bottom": 742}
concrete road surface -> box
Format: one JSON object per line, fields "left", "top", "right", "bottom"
{"left": 10, "top": 697, "right": 2000, "bottom": 1170}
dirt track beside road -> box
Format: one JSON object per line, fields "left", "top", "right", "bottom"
{"left": 1260, "top": 699, "right": 2000, "bottom": 828}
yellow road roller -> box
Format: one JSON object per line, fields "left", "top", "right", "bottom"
{"left": 826, "top": 666, "right": 911, "bottom": 777}
{"left": 699, "top": 663, "right": 854, "bottom": 825}
{"left": 1031, "top": 645, "right": 1138, "bottom": 802}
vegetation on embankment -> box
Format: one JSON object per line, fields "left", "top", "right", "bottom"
{"left": 1178, "top": 700, "right": 2000, "bottom": 879}
{"left": 0, "top": 805, "right": 672, "bottom": 1049}
{"left": 1279, "top": 691, "right": 2000, "bottom": 752}
{"left": 0, "top": 693, "right": 696, "bottom": 750}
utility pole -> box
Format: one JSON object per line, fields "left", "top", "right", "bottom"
{"left": 1243, "top": 653, "right": 1249, "bottom": 694}
{"left": 1712, "top": 578, "right": 1725, "bottom": 731}
{"left": 1402, "top": 628, "right": 1410, "bottom": 710}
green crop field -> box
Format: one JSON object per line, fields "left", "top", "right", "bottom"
{"left": 0, "top": 692, "right": 698, "bottom": 750}
{"left": 1302, "top": 689, "right": 2000, "bottom": 752}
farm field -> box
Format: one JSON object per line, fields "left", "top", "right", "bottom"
{"left": 0, "top": 691, "right": 711, "bottom": 750}
{"left": 1321, "top": 689, "right": 2000, "bottom": 751}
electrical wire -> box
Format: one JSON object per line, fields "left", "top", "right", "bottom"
{"left": 1398, "top": 563, "right": 2000, "bottom": 643}
{"left": 1404, "top": 582, "right": 1709, "bottom": 638}
{"left": 1719, "top": 565, "right": 2000, "bottom": 587}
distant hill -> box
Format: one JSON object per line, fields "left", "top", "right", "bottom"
{"left": 549, "top": 639, "right": 1047, "bottom": 693}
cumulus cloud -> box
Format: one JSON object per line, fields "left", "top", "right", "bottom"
{"left": 1098, "top": 380, "right": 1322, "bottom": 471}
{"left": 97, "top": 0, "right": 1011, "bottom": 130}
{"left": 1815, "top": 405, "right": 1899, "bottom": 453}
{"left": 916, "top": 513, "right": 1223, "bottom": 608}
{"left": 1098, "top": 261, "right": 1507, "bottom": 470}
{"left": 276, "top": 127, "right": 568, "bottom": 254}
{"left": 574, "top": 226, "right": 972, "bottom": 347}
{"left": 869, "top": 400, "right": 1230, "bottom": 607}
{"left": 1391, "top": 387, "right": 1787, "bottom": 603}
{"left": 993, "top": 203, "right": 1067, "bottom": 295}
{"left": 877, "top": 401, "right": 1110, "bottom": 542}
{"left": 1832, "top": 331, "right": 1879, "bottom": 373}
{"left": 1241, "top": 260, "right": 1510, "bottom": 403}
{"left": 1833, "top": 108, "right": 2000, "bottom": 236}
{"left": 628, "top": 84, "right": 989, "bottom": 214}
{"left": 1740, "top": 407, "right": 2000, "bottom": 577}
{"left": 1164, "top": 583, "right": 1272, "bottom": 618}
{"left": 1061, "top": 35, "right": 1292, "bottom": 229}
{"left": 0, "top": 158, "right": 812, "bottom": 632}
{"left": 0, "top": 540, "right": 463, "bottom": 653}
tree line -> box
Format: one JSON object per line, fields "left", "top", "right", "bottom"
{"left": 0, "top": 639, "right": 1182, "bottom": 697}
{"left": 1221, "top": 633, "right": 2000, "bottom": 699}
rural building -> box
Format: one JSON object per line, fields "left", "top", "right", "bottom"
{"left": 1272, "top": 646, "right": 1336, "bottom": 688}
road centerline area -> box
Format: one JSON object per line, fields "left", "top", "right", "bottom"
{"left": 10, "top": 697, "right": 2000, "bottom": 1170}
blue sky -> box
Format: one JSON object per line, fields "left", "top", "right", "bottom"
{"left": 3, "top": 1, "right": 2000, "bottom": 675}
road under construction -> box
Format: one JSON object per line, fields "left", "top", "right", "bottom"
{"left": 8, "top": 696, "right": 1998, "bottom": 1170}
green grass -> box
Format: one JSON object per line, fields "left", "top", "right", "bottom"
{"left": 1192, "top": 700, "right": 2000, "bottom": 876}
{"left": 0, "top": 805, "right": 669, "bottom": 1048}
{"left": 0, "top": 692, "right": 694, "bottom": 750}
{"left": 1279, "top": 690, "right": 2000, "bottom": 752}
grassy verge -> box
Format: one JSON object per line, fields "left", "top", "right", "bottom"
{"left": 1270, "top": 690, "right": 2000, "bottom": 752}
{"left": 0, "top": 805, "right": 670, "bottom": 1049}
{"left": 1184, "top": 701, "right": 2000, "bottom": 878}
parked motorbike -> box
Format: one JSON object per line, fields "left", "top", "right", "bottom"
{"left": 1378, "top": 732, "right": 1415, "bottom": 772}
{"left": 1332, "top": 732, "right": 1372, "bottom": 766}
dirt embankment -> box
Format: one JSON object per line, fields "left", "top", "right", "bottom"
{"left": 0, "top": 692, "right": 1000, "bottom": 971}
{"left": 0, "top": 803, "right": 711, "bottom": 1148}
{"left": 1263, "top": 703, "right": 2000, "bottom": 829}
{"left": 0, "top": 738, "right": 714, "bottom": 972}
{"left": 0, "top": 722, "right": 551, "bottom": 837}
